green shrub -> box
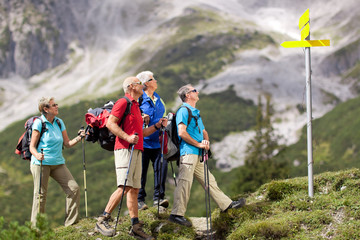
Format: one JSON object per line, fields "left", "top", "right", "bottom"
{"left": 266, "top": 181, "right": 296, "bottom": 201}
{"left": 228, "top": 216, "right": 299, "bottom": 240}
{"left": 213, "top": 202, "right": 272, "bottom": 239}
{"left": 0, "top": 214, "right": 54, "bottom": 240}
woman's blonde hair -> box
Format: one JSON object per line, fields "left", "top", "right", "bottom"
{"left": 38, "top": 97, "right": 54, "bottom": 115}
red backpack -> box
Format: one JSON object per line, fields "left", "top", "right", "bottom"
{"left": 84, "top": 98, "right": 132, "bottom": 151}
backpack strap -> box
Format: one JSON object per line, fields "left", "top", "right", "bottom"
{"left": 54, "top": 118, "right": 65, "bottom": 149}
{"left": 138, "top": 95, "right": 144, "bottom": 107}
{"left": 55, "top": 118, "right": 62, "bottom": 130}
{"left": 36, "top": 117, "right": 47, "bottom": 148}
{"left": 138, "top": 95, "right": 144, "bottom": 114}
{"left": 177, "top": 106, "right": 192, "bottom": 125}
{"left": 175, "top": 105, "right": 201, "bottom": 148}
{"left": 179, "top": 106, "right": 200, "bottom": 133}
{"left": 119, "top": 96, "right": 132, "bottom": 128}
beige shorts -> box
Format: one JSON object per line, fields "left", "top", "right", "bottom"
{"left": 114, "top": 149, "right": 142, "bottom": 189}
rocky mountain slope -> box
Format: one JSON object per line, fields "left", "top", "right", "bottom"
{"left": 0, "top": 0, "right": 359, "bottom": 170}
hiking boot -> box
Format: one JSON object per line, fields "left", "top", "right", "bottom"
{"left": 138, "top": 201, "right": 148, "bottom": 211}
{"left": 153, "top": 198, "right": 169, "bottom": 208}
{"left": 222, "top": 198, "right": 246, "bottom": 212}
{"left": 168, "top": 214, "right": 192, "bottom": 227}
{"left": 129, "top": 222, "right": 154, "bottom": 240}
{"left": 95, "top": 214, "right": 115, "bottom": 237}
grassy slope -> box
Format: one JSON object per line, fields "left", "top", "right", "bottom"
{"left": 62, "top": 168, "right": 360, "bottom": 240}
{"left": 4, "top": 168, "right": 358, "bottom": 240}
{"left": 213, "top": 168, "right": 360, "bottom": 240}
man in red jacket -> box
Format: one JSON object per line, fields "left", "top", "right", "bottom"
{"left": 95, "top": 76, "right": 166, "bottom": 239}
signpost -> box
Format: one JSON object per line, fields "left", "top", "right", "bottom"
{"left": 281, "top": 9, "right": 330, "bottom": 197}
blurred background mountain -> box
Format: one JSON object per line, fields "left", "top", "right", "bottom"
{"left": 0, "top": 0, "right": 359, "bottom": 227}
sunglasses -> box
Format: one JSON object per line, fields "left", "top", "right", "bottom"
{"left": 47, "top": 103, "right": 58, "bottom": 108}
{"left": 129, "top": 81, "right": 142, "bottom": 87}
{"left": 188, "top": 89, "right": 198, "bottom": 93}
{"left": 147, "top": 78, "right": 154, "bottom": 82}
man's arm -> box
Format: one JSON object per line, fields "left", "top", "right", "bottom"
{"left": 106, "top": 115, "right": 138, "bottom": 144}
{"left": 203, "top": 129, "right": 209, "bottom": 141}
{"left": 202, "top": 129, "right": 210, "bottom": 150}
{"left": 178, "top": 123, "right": 209, "bottom": 150}
{"left": 143, "top": 118, "right": 168, "bottom": 137}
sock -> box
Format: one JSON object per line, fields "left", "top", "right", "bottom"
{"left": 103, "top": 211, "right": 110, "bottom": 216}
{"left": 131, "top": 217, "right": 139, "bottom": 225}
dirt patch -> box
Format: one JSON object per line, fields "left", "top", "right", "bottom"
{"left": 190, "top": 217, "right": 215, "bottom": 239}
{"left": 320, "top": 208, "right": 346, "bottom": 239}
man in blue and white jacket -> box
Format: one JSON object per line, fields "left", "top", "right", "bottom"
{"left": 136, "top": 71, "right": 169, "bottom": 210}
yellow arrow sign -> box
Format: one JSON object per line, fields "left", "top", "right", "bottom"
{"left": 281, "top": 40, "right": 330, "bottom": 48}
{"left": 281, "top": 9, "right": 330, "bottom": 48}
{"left": 299, "top": 9, "right": 309, "bottom": 30}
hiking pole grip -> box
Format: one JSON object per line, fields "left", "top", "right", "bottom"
{"left": 203, "top": 149, "right": 209, "bottom": 162}
{"left": 200, "top": 149, "right": 205, "bottom": 163}
{"left": 79, "top": 126, "right": 85, "bottom": 140}
{"left": 79, "top": 125, "right": 84, "bottom": 131}
{"left": 129, "top": 132, "right": 139, "bottom": 148}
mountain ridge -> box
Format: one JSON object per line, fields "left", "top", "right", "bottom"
{"left": 0, "top": 0, "right": 359, "bottom": 170}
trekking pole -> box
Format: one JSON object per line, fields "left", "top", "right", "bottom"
{"left": 158, "top": 127, "right": 165, "bottom": 216}
{"left": 114, "top": 133, "right": 138, "bottom": 232}
{"left": 38, "top": 148, "right": 44, "bottom": 214}
{"left": 206, "top": 150, "right": 212, "bottom": 239}
{"left": 203, "top": 149, "right": 212, "bottom": 239}
{"left": 80, "top": 126, "right": 88, "bottom": 217}
{"left": 202, "top": 149, "right": 209, "bottom": 239}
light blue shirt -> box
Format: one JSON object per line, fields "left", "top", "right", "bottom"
{"left": 176, "top": 103, "right": 205, "bottom": 156}
{"left": 30, "top": 115, "right": 66, "bottom": 165}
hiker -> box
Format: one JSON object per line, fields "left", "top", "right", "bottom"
{"left": 136, "top": 71, "right": 169, "bottom": 211}
{"left": 29, "top": 97, "right": 85, "bottom": 227}
{"left": 95, "top": 76, "right": 167, "bottom": 239}
{"left": 168, "top": 84, "right": 246, "bottom": 227}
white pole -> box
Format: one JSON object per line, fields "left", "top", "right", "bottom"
{"left": 305, "top": 46, "right": 314, "bottom": 198}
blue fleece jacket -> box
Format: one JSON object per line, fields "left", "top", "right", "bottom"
{"left": 140, "top": 91, "right": 166, "bottom": 149}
